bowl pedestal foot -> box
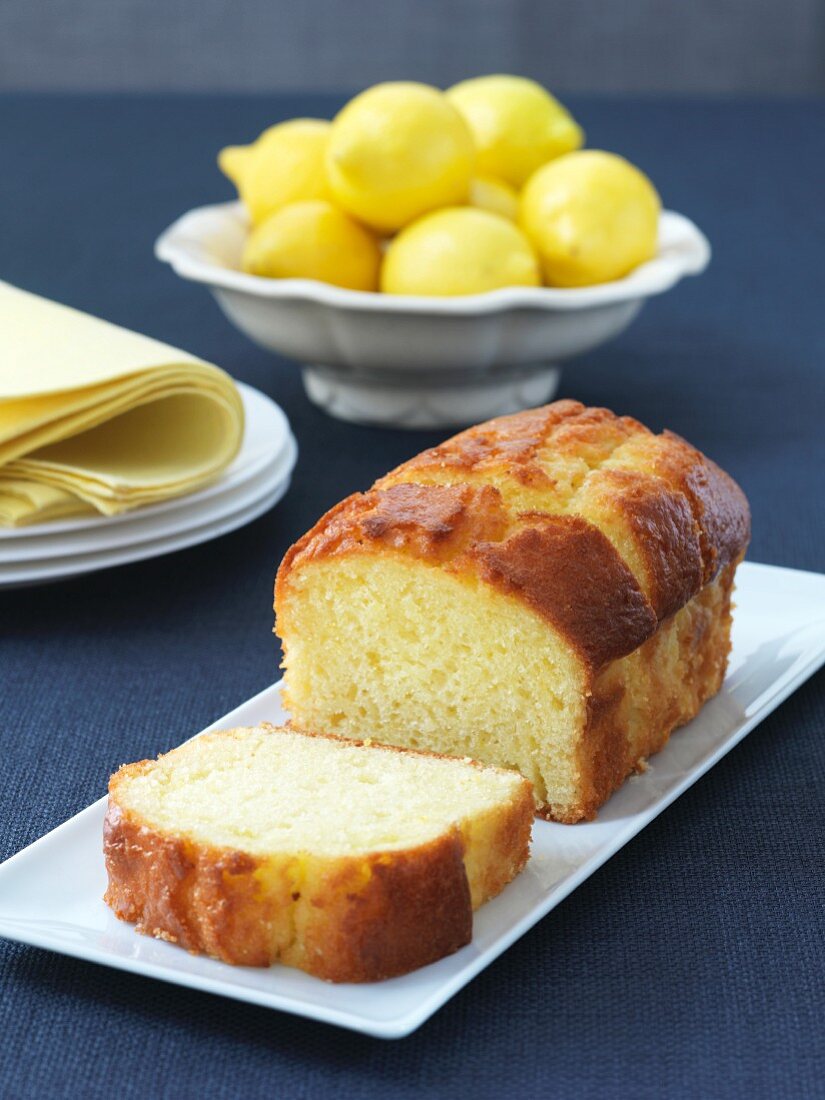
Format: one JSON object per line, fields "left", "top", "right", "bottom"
{"left": 301, "top": 363, "right": 562, "bottom": 429}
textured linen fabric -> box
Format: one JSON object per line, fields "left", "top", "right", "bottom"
{"left": 0, "top": 95, "right": 823, "bottom": 1099}
{"left": 1, "top": 0, "right": 824, "bottom": 94}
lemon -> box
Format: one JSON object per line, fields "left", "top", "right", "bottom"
{"left": 447, "top": 75, "right": 583, "bottom": 188}
{"left": 469, "top": 176, "right": 519, "bottom": 221}
{"left": 381, "top": 207, "right": 540, "bottom": 296}
{"left": 519, "top": 150, "right": 660, "bottom": 287}
{"left": 326, "top": 82, "right": 475, "bottom": 233}
{"left": 219, "top": 119, "right": 331, "bottom": 226}
{"left": 241, "top": 200, "right": 381, "bottom": 291}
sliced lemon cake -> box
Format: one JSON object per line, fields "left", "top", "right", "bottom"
{"left": 103, "top": 724, "right": 532, "bottom": 982}
{"left": 275, "top": 401, "right": 750, "bottom": 823}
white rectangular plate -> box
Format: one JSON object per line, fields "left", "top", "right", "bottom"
{"left": 1, "top": 561, "right": 824, "bottom": 1038}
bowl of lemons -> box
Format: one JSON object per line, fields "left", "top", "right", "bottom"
{"left": 156, "top": 76, "right": 710, "bottom": 428}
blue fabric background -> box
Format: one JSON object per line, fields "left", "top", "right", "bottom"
{"left": 3, "top": 0, "right": 824, "bottom": 95}
{"left": 1, "top": 96, "right": 823, "bottom": 1099}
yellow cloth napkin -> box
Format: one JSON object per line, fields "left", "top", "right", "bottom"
{"left": 0, "top": 282, "right": 244, "bottom": 526}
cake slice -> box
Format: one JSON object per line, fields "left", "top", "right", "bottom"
{"left": 103, "top": 724, "right": 532, "bottom": 982}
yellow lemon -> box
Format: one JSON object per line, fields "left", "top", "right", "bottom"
{"left": 447, "top": 75, "right": 583, "bottom": 188}
{"left": 241, "top": 200, "right": 381, "bottom": 291}
{"left": 519, "top": 150, "right": 661, "bottom": 287}
{"left": 381, "top": 207, "right": 540, "bottom": 296}
{"left": 219, "top": 119, "right": 331, "bottom": 226}
{"left": 469, "top": 176, "right": 519, "bottom": 221}
{"left": 326, "top": 82, "right": 475, "bottom": 233}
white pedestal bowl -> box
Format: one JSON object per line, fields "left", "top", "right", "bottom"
{"left": 156, "top": 202, "right": 709, "bottom": 429}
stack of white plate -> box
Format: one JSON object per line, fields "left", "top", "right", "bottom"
{"left": 0, "top": 383, "right": 297, "bottom": 589}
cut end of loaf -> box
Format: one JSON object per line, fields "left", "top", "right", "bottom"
{"left": 278, "top": 552, "right": 739, "bottom": 822}
{"left": 279, "top": 554, "right": 589, "bottom": 815}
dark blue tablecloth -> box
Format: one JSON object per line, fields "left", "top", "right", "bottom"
{"left": 1, "top": 95, "right": 823, "bottom": 1099}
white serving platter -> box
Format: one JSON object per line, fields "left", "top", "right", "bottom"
{"left": 0, "top": 560, "right": 823, "bottom": 1038}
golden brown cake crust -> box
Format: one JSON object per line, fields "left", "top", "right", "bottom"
{"left": 104, "top": 726, "right": 533, "bottom": 981}
{"left": 298, "top": 836, "right": 472, "bottom": 983}
{"left": 278, "top": 401, "right": 751, "bottom": 670}
{"left": 103, "top": 802, "right": 474, "bottom": 980}
{"left": 375, "top": 399, "right": 750, "bottom": 586}
{"left": 472, "top": 515, "right": 657, "bottom": 669}
{"left": 657, "top": 430, "right": 752, "bottom": 583}
{"left": 276, "top": 482, "right": 510, "bottom": 584}
{"left": 580, "top": 467, "right": 703, "bottom": 619}
{"left": 388, "top": 400, "right": 643, "bottom": 484}
{"left": 559, "top": 558, "right": 741, "bottom": 823}
{"left": 104, "top": 799, "right": 280, "bottom": 968}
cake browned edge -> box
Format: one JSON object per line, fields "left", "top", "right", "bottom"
{"left": 103, "top": 724, "right": 534, "bottom": 982}
{"left": 274, "top": 402, "right": 751, "bottom": 823}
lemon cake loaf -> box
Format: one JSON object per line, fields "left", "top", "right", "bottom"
{"left": 275, "top": 401, "right": 750, "bottom": 823}
{"left": 103, "top": 724, "right": 532, "bottom": 981}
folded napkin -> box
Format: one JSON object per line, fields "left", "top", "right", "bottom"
{"left": 0, "top": 283, "right": 244, "bottom": 526}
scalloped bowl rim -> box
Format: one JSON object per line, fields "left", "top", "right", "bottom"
{"left": 155, "top": 201, "right": 710, "bottom": 316}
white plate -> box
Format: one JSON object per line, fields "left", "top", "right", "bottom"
{"left": 0, "top": 382, "right": 291, "bottom": 540}
{"left": 0, "top": 561, "right": 823, "bottom": 1036}
{"left": 0, "top": 460, "right": 294, "bottom": 587}
{"left": 0, "top": 433, "right": 296, "bottom": 566}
